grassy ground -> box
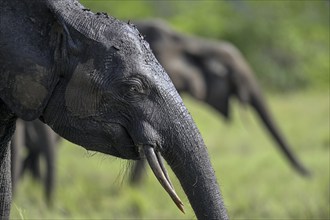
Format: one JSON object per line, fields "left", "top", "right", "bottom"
{"left": 10, "top": 91, "right": 329, "bottom": 219}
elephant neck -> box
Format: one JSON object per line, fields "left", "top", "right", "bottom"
{"left": 0, "top": 100, "right": 16, "bottom": 220}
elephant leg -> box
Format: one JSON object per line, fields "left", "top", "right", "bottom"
{"left": 129, "top": 159, "right": 147, "bottom": 185}
{"left": 30, "top": 151, "right": 41, "bottom": 180}
{"left": 10, "top": 143, "right": 21, "bottom": 194}
{"left": 21, "top": 152, "right": 40, "bottom": 179}
{"left": 32, "top": 120, "right": 58, "bottom": 206}
{"left": 10, "top": 120, "right": 24, "bottom": 194}
{"left": 34, "top": 157, "right": 41, "bottom": 181}
{"left": 0, "top": 144, "right": 11, "bottom": 220}
{"left": 24, "top": 122, "right": 42, "bottom": 180}
{"left": 0, "top": 112, "right": 16, "bottom": 220}
{"left": 43, "top": 133, "right": 57, "bottom": 206}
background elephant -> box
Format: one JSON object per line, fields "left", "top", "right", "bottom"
{"left": 129, "top": 19, "right": 309, "bottom": 184}
{"left": 11, "top": 119, "right": 59, "bottom": 206}
{"left": 0, "top": 0, "right": 228, "bottom": 219}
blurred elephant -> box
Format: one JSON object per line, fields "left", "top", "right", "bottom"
{"left": 129, "top": 19, "right": 309, "bottom": 184}
{"left": 11, "top": 119, "right": 59, "bottom": 205}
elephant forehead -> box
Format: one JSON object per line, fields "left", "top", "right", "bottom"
{"left": 65, "top": 59, "right": 103, "bottom": 118}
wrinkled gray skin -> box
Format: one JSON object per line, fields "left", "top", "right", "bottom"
{"left": 130, "top": 20, "right": 309, "bottom": 184}
{"left": 11, "top": 119, "right": 58, "bottom": 206}
{"left": 0, "top": 0, "right": 228, "bottom": 219}
{"left": 0, "top": 102, "right": 15, "bottom": 220}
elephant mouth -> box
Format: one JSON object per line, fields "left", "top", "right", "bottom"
{"left": 141, "top": 145, "right": 185, "bottom": 213}
{"left": 113, "top": 124, "right": 184, "bottom": 212}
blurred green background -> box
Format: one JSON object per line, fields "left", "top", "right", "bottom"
{"left": 82, "top": 0, "right": 329, "bottom": 92}
{"left": 11, "top": 0, "right": 329, "bottom": 219}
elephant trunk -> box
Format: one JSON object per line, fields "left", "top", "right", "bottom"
{"left": 153, "top": 87, "right": 228, "bottom": 219}
{"left": 250, "top": 90, "right": 310, "bottom": 176}
{"left": 163, "top": 119, "right": 228, "bottom": 219}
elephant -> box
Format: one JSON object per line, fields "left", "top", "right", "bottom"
{"left": 129, "top": 19, "right": 309, "bottom": 184}
{"left": 11, "top": 119, "right": 59, "bottom": 206}
{"left": 0, "top": 0, "right": 228, "bottom": 219}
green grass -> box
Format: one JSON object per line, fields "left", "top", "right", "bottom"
{"left": 10, "top": 91, "right": 329, "bottom": 219}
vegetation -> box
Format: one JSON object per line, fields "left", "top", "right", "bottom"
{"left": 81, "top": 0, "right": 329, "bottom": 91}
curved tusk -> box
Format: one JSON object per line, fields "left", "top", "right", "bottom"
{"left": 143, "top": 145, "right": 185, "bottom": 213}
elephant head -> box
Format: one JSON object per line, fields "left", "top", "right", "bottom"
{"left": 0, "top": 0, "right": 228, "bottom": 219}
{"left": 135, "top": 19, "right": 309, "bottom": 176}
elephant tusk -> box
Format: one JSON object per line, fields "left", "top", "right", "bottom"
{"left": 155, "top": 150, "right": 174, "bottom": 189}
{"left": 143, "top": 145, "right": 185, "bottom": 213}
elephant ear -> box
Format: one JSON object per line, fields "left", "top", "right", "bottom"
{"left": 200, "top": 56, "right": 232, "bottom": 118}
{"left": 220, "top": 42, "right": 254, "bottom": 105}
{"left": 0, "top": 0, "right": 90, "bottom": 121}
{"left": 0, "top": 2, "right": 62, "bottom": 121}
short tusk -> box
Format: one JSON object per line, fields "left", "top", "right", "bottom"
{"left": 143, "top": 145, "right": 185, "bottom": 213}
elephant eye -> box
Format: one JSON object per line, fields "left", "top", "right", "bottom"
{"left": 128, "top": 78, "right": 144, "bottom": 93}
{"left": 123, "top": 77, "right": 149, "bottom": 102}
{"left": 129, "top": 83, "right": 142, "bottom": 93}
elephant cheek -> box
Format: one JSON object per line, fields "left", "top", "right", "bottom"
{"left": 104, "top": 123, "right": 140, "bottom": 159}
{"left": 64, "top": 59, "right": 102, "bottom": 117}
{"left": 131, "top": 120, "right": 162, "bottom": 147}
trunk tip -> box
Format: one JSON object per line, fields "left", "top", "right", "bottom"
{"left": 296, "top": 164, "right": 312, "bottom": 177}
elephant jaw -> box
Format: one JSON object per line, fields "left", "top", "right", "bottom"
{"left": 141, "top": 145, "right": 185, "bottom": 213}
